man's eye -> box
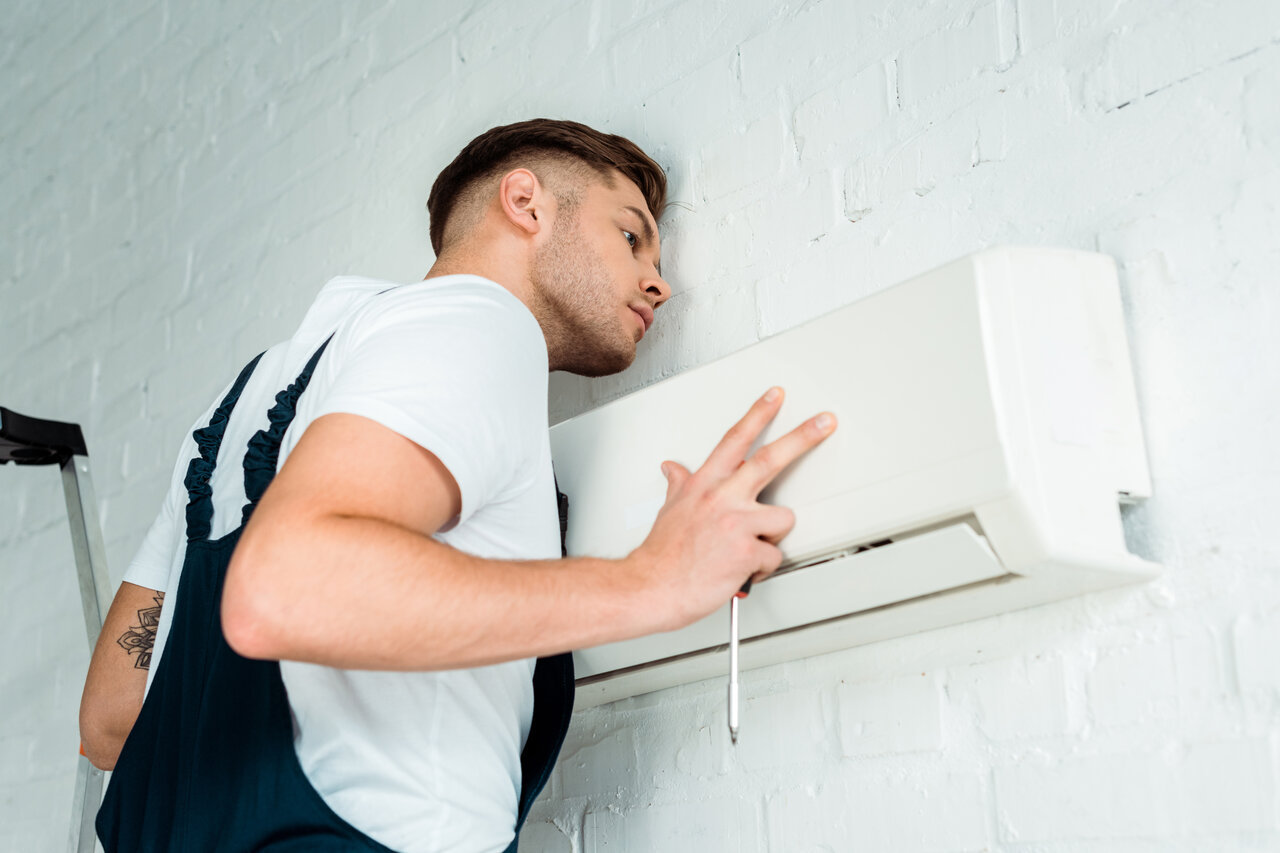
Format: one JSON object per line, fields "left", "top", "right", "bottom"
{"left": 623, "top": 230, "right": 637, "bottom": 248}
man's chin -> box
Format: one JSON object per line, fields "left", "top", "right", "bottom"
{"left": 561, "top": 343, "right": 636, "bottom": 377}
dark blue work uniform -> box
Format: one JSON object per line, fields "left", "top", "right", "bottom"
{"left": 97, "top": 335, "right": 574, "bottom": 852}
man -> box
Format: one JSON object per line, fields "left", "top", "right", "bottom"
{"left": 79, "top": 119, "right": 836, "bottom": 852}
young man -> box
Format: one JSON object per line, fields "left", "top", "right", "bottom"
{"left": 79, "top": 119, "right": 836, "bottom": 852}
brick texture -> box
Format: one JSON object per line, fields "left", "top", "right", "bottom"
{"left": 4, "top": 0, "right": 1280, "bottom": 850}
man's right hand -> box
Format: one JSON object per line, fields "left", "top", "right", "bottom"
{"left": 627, "top": 387, "right": 837, "bottom": 633}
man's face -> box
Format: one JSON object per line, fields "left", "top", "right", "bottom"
{"left": 529, "top": 173, "right": 670, "bottom": 376}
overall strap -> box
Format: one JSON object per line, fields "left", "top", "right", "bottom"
{"left": 240, "top": 333, "right": 335, "bottom": 527}
{"left": 184, "top": 352, "right": 266, "bottom": 543}
{"left": 508, "top": 474, "right": 577, "bottom": 849}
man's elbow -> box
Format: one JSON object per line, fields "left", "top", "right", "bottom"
{"left": 222, "top": 543, "right": 288, "bottom": 661}
{"left": 79, "top": 710, "right": 126, "bottom": 771}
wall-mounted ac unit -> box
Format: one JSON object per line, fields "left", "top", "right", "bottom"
{"left": 549, "top": 247, "right": 1158, "bottom": 710}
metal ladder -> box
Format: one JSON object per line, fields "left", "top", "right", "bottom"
{"left": 0, "top": 405, "right": 112, "bottom": 853}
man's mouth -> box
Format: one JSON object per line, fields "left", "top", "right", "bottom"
{"left": 630, "top": 304, "right": 653, "bottom": 335}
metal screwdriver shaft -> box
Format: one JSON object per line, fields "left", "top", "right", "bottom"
{"left": 728, "top": 579, "right": 751, "bottom": 745}
{"left": 728, "top": 595, "right": 740, "bottom": 744}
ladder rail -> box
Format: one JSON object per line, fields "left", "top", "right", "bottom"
{"left": 60, "top": 456, "right": 114, "bottom": 648}
{"left": 1, "top": 407, "right": 112, "bottom": 853}
{"left": 60, "top": 455, "right": 113, "bottom": 853}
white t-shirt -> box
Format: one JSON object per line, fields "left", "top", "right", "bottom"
{"left": 123, "top": 274, "right": 562, "bottom": 853}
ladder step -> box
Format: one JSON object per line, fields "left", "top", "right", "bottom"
{"left": 0, "top": 406, "right": 89, "bottom": 465}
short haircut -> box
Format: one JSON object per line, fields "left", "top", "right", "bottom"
{"left": 426, "top": 118, "right": 667, "bottom": 255}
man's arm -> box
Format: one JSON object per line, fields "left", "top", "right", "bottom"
{"left": 222, "top": 388, "right": 835, "bottom": 670}
{"left": 79, "top": 582, "right": 165, "bottom": 770}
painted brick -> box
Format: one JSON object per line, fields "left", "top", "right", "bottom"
{"left": 995, "top": 751, "right": 1179, "bottom": 841}
{"left": 1233, "top": 609, "right": 1280, "bottom": 695}
{"left": 641, "top": 63, "right": 740, "bottom": 186}
{"left": 731, "top": 686, "right": 829, "bottom": 773}
{"left": 763, "top": 783, "right": 856, "bottom": 852}
{"left": 517, "top": 819, "right": 573, "bottom": 853}
{"left": 1087, "top": 640, "right": 1180, "bottom": 726}
{"left": 365, "top": 2, "right": 458, "bottom": 69}
{"left": 1167, "top": 629, "right": 1233, "bottom": 738}
{"left": 1014, "top": 0, "right": 1127, "bottom": 55}
{"left": 949, "top": 654, "right": 1072, "bottom": 740}
{"left": 6, "top": 1, "right": 1280, "bottom": 850}
{"left": 741, "top": 170, "right": 838, "bottom": 254}
{"left": 681, "top": 278, "right": 760, "bottom": 367}
{"left": 584, "top": 797, "right": 762, "bottom": 853}
{"left": 838, "top": 107, "right": 975, "bottom": 215}
{"left": 793, "top": 62, "right": 892, "bottom": 162}
{"left": 769, "top": 769, "right": 988, "bottom": 853}
{"left": 0, "top": 779, "right": 71, "bottom": 850}
{"left": 669, "top": 721, "right": 716, "bottom": 781}
{"left": 896, "top": 1, "right": 1013, "bottom": 107}
{"left": 650, "top": 206, "right": 722, "bottom": 294}
{"left": 1177, "top": 739, "right": 1279, "bottom": 834}
{"left": 560, "top": 726, "right": 639, "bottom": 798}
{"left": 1078, "top": 0, "right": 1280, "bottom": 112}
{"left": 348, "top": 36, "right": 453, "bottom": 131}
{"left": 736, "top": 0, "right": 929, "bottom": 105}
{"left": 839, "top": 674, "right": 943, "bottom": 757}
{"left": 698, "top": 115, "right": 786, "bottom": 201}
{"left": 610, "top": 0, "right": 777, "bottom": 98}
{"left": 1243, "top": 64, "right": 1280, "bottom": 155}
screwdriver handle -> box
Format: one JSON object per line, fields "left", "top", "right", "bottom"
{"left": 735, "top": 579, "right": 753, "bottom": 599}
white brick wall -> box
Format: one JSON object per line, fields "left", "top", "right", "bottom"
{"left": 3, "top": 0, "right": 1278, "bottom": 850}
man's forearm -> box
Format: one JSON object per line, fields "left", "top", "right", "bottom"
{"left": 222, "top": 512, "right": 650, "bottom": 670}
{"left": 80, "top": 583, "right": 166, "bottom": 770}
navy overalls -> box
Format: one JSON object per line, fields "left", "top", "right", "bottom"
{"left": 97, "top": 334, "right": 575, "bottom": 852}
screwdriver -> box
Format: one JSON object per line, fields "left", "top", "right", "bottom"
{"left": 728, "top": 578, "right": 752, "bottom": 745}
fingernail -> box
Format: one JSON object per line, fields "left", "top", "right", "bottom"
{"left": 764, "top": 387, "right": 781, "bottom": 402}
{"left": 815, "top": 413, "right": 834, "bottom": 432}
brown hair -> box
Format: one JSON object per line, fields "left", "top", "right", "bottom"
{"left": 426, "top": 118, "right": 667, "bottom": 254}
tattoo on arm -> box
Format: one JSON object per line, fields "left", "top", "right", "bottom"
{"left": 116, "top": 593, "right": 165, "bottom": 670}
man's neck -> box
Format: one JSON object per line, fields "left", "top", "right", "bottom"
{"left": 424, "top": 250, "right": 530, "bottom": 306}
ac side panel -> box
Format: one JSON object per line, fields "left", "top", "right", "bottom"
{"left": 549, "top": 255, "right": 1009, "bottom": 566}
{"left": 972, "top": 248, "right": 1158, "bottom": 574}
{"left": 1012, "top": 249, "right": 1152, "bottom": 500}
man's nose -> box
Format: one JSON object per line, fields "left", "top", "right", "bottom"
{"left": 644, "top": 275, "right": 671, "bottom": 307}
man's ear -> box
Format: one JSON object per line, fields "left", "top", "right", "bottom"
{"left": 498, "top": 168, "right": 547, "bottom": 239}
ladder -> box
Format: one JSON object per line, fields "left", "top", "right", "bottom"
{"left": 0, "top": 405, "right": 112, "bottom": 853}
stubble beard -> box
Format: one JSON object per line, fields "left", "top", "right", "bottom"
{"left": 530, "top": 216, "right": 636, "bottom": 377}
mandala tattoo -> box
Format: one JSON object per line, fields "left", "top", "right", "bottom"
{"left": 116, "top": 593, "right": 165, "bottom": 670}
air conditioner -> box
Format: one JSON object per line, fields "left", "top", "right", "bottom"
{"left": 549, "top": 247, "right": 1158, "bottom": 710}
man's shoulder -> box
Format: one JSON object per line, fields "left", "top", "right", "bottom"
{"left": 343, "top": 275, "right": 541, "bottom": 346}
{"left": 363, "top": 274, "right": 522, "bottom": 311}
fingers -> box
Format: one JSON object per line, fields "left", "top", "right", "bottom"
{"left": 699, "top": 387, "right": 785, "bottom": 482}
{"left": 751, "top": 540, "right": 784, "bottom": 578}
{"left": 733, "top": 411, "right": 837, "bottom": 497}
{"left": 753, "top": 504, "right": 796, "bottom": 546}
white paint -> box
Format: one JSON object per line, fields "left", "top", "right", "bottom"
{"left": 2, "top": 0, "right": 1278, "bottom": 849}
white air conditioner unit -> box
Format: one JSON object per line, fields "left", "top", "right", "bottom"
{"left": 549, "top": 247, "right": 1158, "bottom": 710}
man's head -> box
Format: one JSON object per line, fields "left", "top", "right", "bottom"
{"left": 426, "top": 119, "right": 671, "bottom": 376}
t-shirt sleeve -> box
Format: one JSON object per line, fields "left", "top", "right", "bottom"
{"left": 308, "top": 283, "right": 547, "bottom": 527}
{"left": 121, "top": 392, "right": 226, "bottom": 593}
{"left": 121, "top": 479, "right": 182, "bottom": 592}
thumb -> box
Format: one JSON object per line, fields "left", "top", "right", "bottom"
{"left": 661, "top": 461, "right": 689, "bottom": 498}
